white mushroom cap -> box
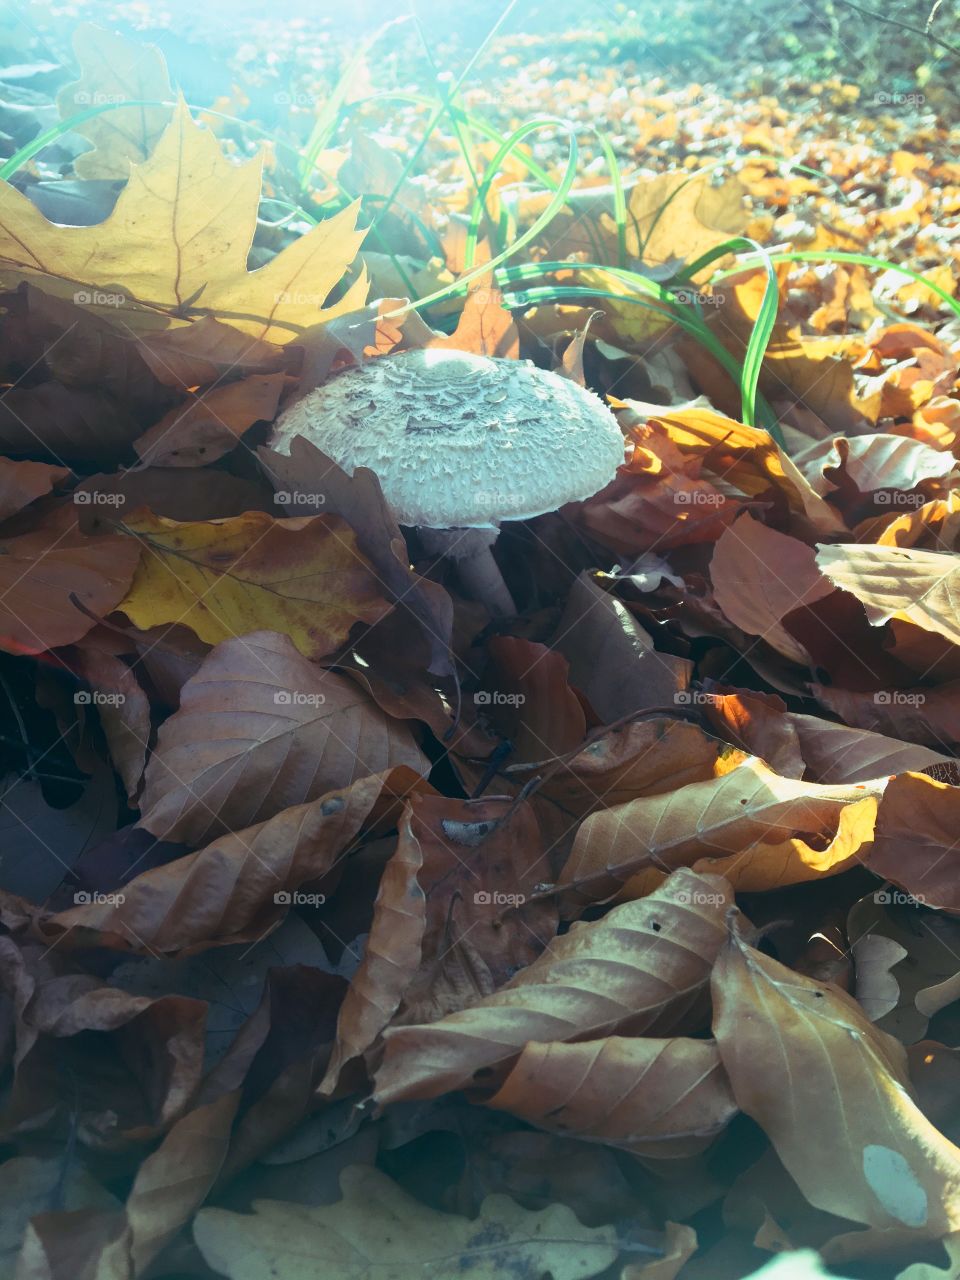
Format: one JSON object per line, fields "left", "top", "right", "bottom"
{"left": 268, "top": 348, "right": 625, "bottom": 529}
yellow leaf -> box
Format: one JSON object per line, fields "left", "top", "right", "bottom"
{"left": 117, "top": 509, "right": 390, "bottom": 659}
{"left": 56, "top": 24, "right": 173, "bottom": 180}
{"left": 691, "top": 794, "right": 878, "bottom": 892}
{"left": 0, "top": 99, "right": 366, "bottom": 342}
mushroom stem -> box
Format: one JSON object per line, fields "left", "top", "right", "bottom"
{"left": 419, "top": 527, "right": 517, "bottom": 617}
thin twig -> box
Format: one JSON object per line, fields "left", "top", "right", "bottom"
{"left": 833, "top": 0, "right": 960, "bottom": 59}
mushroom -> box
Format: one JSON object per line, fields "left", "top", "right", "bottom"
{"left": 268, "top": 347, "right": 625, "bottom": 615}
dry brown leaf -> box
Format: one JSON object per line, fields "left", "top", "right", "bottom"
{"left": 868, "top": 772, "right": 960, "bottom": 913}
{"left": 553, "top": 574, "right": 691, "bottom": 722}
{"left": 710, "top": 514, "right": 834, "bottom": 664}
{"left": 784, "top": 713, "right": 956, "bottom": 783}
{"left": 0, "top": 459, "right": 69, "bottom": 522}
{"left": 373, "top": 869, "right": 735, "bottom": 1105}
{"left": 133, "top": 374, "right": 285, "bottom": 467}
{"left": 137, "top": 630, "right": 427, "bottom": 844}
{"left": 487, "top": 1036, "right": 737, "bottom": 1158}
{"left": 37, "top": 767, "right": 425, "bottom": 954}
{"left": 559, "top": 756, "right": 878, "bottom": 904}
{"left": 0, "top": 507, "right": 140, "bottom": 656}
{"left": 712, "top": 929, "right": 960, "bottom": 1236}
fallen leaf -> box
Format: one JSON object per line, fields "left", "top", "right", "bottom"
{"left": 38, "top": 767, "right": 425, "bottom": 953}
{"left": 193, "top": 1163, "right": 619, "bottom": 1280}
{"left": 712, "top": 928, "right": 960, "bottom": 1235}
{"left": 373, "top": 869, "right": 735, "bottom": 1105}
{"left": 710, "top": 514, "right": 834, "bottom": 664}
{"left": 56, "top": 24, "right": 173, "bottom": 180}
{"left": 137, "top": 631, "right": 427, "bottom": 844}
{"left": 817, "top": 544, "right": 960, "bottom": 648}
{"left": 0, "top": 99, "right": 366, "bottom": 342}
{"left": 117, "top": 510, "right": 390, "bottom": 661}
{"left": 0, "top": 458, "right": 69, "bottom": 522}
{"left": 0, "top": 507, "right": 140, "bottom": 655}
{"left": 487, "top": 1036, "right": 737, "bottom": 1158}
{"left": 559, "top": 756, "right": 878, "bottom": 904}
{"left": 133, "top": 374, "right": 285, "bottom": 467}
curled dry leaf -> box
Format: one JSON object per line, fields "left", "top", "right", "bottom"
{"left": 194, "top": 1163, "right": 620, "bottom": 1280}
{"left": 70, "top": 646, "right": 152, "bottom": 799}
{"left": 559, "top": 756, "right": 879, "bottom": 905}
{"left": 373, "top": 869, "right": 735, "bottom": 1105}
{"left": 868, "top": 772, "right": 960, "bottom": 913}
{"left": 38, "top": 767, "right": 428, "bottom": 954}
{"left": 712, "top": 929, "right": 960, "bottom": 1236}
{"left": 117, "top": 511, "right": 391, "bottom": 661}
{"left": 136, "top": 631, "right": 427, "bottom": 845}
{"left": 0, "top": 938, "right": 207, "bottom": 1144}
{"left": 783, "top": 713, "right": 956, "bottom": 783}
{"left": 322, "top": 790, "right": 558, "bottom": 1093}
{"left": 487, "top": 1036, "right": 737, "bottom": 1159}
{"left": 0, "top": 508, "right": 140, "bottom": 655}
{"left": 554, "top": 573, "right": 691, "bottom": 721}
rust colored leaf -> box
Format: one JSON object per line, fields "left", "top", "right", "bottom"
{"left": 488, "top": 1036, "right": 737, "bottom": 1158}
{"left": 373, "top": 869, "right": 735, "bottom": 1105}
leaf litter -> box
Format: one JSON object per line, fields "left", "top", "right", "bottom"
{"left": 1, "top": 8, "right": 960, "bottom": 1280}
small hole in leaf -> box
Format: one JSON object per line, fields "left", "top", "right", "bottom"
{"left": 651, "top": 921, "right": 661, "bottom": 932}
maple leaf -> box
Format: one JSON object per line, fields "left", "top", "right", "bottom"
{"left": 0, "top": 99, "right": 367, "bottom": 342}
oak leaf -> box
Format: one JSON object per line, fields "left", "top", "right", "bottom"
{"left": 0, "top": 99, "right": 366, "bottom": 342}
{"left": 194, "top": 1165, "right": 619, "bottom": 1280}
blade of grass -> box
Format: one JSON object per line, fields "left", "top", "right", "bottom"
{"left": 298, "top": 15, "right": 411, "bottom": 188}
